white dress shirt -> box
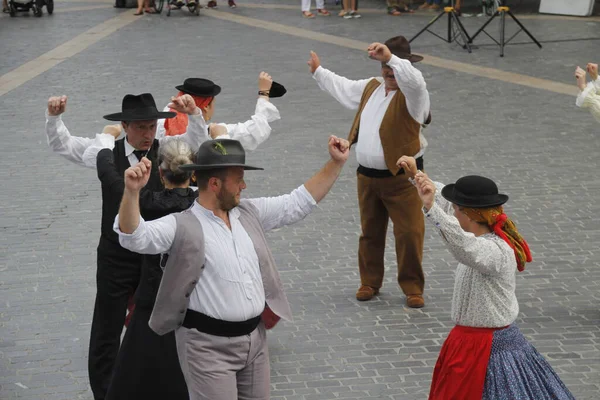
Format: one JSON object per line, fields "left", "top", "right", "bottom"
{"left": 45, "top": 110, "right": 209, "bottom": 168}
{"left": 114, "top": 185, "right": 317, "bottom": 322}
{"left": 156, "top": 97, "right": 281, "bottom": 151}
{"left": 424, "top": 182, "right": 519, "bottom": 328}
{"left": 576, "top": 77, "right": 600, "bottom": 123}
{"left": 312, "top": 54, "right": 431, "bottom": 169}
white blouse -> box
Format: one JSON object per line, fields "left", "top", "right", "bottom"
{"left": 156, "top": 97, "right": 281, "bottom": 151}
{"left": 576, "top": 77, "right": 600, "bottom": 123}
{"left": 424, "top": 182, "right": 519, "bottom": 328}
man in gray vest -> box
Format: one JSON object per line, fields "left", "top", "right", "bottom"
{"left": 115, "top": 136, "right": 350, "bottom": 400}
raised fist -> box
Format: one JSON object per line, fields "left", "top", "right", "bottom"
{"left": 587, "top": 63, "right": 598, "bottom": 81}
{"left": 367, "top": 43, "right": 392, "bottom": 63}
{"left": 307, "top": 51, "right": 321, "bottom": 74}
{"left": 48, "top": 95, "right": 67, "bottom": 116}
{"left": 575, "top": 66, "right": 587, "bottom": 91}
{"left": 328, "top": 135, "right": 350, "bottom": 164}
{"left": 258, "top": 71, "right": 273, "bottom": 92}
{"left": 168, "top": 94, "right": 198, "bottom": 115}
{"left": 124, "top": 158, "right": 152, "bottom": 192}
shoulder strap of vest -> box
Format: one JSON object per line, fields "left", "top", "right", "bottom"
{"left": 347, "top": 79, "right": 382, "bottom": 146}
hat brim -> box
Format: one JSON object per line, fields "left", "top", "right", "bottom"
{"left": 441, "top": 184, "right": 509, "bottom": 208}
{"left": 175, "top": 84, "right": 222, "bottom": 98}
{"left": 103, "top": 111, "right": 177, "bottom": 121}
{"left": 269, "top": 82, "right": 286, "bottom": 98}
{"left": 393, "top": 53, "right": 424, "bottom": 63}
{"left": 179, "top": 163, "right": 263, "bottom": 171}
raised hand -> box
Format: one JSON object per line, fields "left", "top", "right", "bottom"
{"left": 414, "top": 171, "right": 436, "bottom": 211}
{"left": 367, "top": 42, "right": 392, "bottom": 63}
{"left": 47, "top": 95, "right": 67, "bottom": 116}
{"left": 575, "top": 66, "right": 587, "bottom": 91}
{"left": 124, "top": 158, "right": 152, "bottom": 192}
{"left": 258, "top": 71, "right": 273, "bottom": 92}
{"left": 397, "top": 156, "right": 418, "bottom": 178}
{"left": 328, "top": 135, "right": 350, "bottom": 164}
{"left": 102, "top": 124, "right": 122, "bottom": 139}
{"left": 168, "top": 94, "right": 198, "bottom": 115}
{"left": 208, "top": 123, "right": 228, "bottom": 139}
{"left": 587, "top": 63, "right": 598, "bottom": 81}
{"left": 307, "top": 51, "right": 321, "bottom": 74}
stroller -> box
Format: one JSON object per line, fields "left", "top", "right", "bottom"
{"left": 154, "top": 0, "right": 200, "bottom": 16}
{"left": 7, "top": 0, "right": 53, "bottom": 16}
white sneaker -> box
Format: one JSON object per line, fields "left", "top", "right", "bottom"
{"left": 351, "top": 10, "right": 361, "bottom": 18}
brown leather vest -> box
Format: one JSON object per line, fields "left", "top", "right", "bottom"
{"left": 348, "top": 79, "right": 421, "bottom": 175}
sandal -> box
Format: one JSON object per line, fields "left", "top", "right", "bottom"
{"left": 387, "top": 7, "right": 401, "bottom": 15}
{"left": 2, "top": 7, "right": 9, "bottom": 13}
{"left": 134, "top": 9, "right": 143, "bottom": 14}
{"left": 317, "top": 8, "right": 330, "bottom": 16}
{"left": 302, "top": 11, "right": 315, "bottom": 18}
{"left": 144, "top": 7, "right": 157, "bottom": 13}
{"left": 396, "top": 5, "right": 414, "bottom": 13}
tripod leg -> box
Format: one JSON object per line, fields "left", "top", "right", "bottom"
{"left": 409, "top": 10, "right": 446, "bottom": 43}
{"left": 469, "top": 11, "right": 498, "bottom": 43}
{"left": 450, "top": 12, "right": 472, "bottom": 53}
{"left": 447, "top": 11, "right": 451, "bottom": 43}
{"left": 500, "top": 10, "right": 505, "bottom": 57}
{"left": 452, "top": 11, "right": 472, "bottom": 43}
{"left": 508, "top": 11, "right": 543, "bottom": 49}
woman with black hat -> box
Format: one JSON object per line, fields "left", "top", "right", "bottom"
{"left": 397, "top": 156, "right": 575, "bottom": 400}
{"left": 95, "top": 139, "right": 197, "bottom": 400}
{"left": 158, "top": 72, "right": 286, "bottom": 151}
{"left": 575, "top": 63, "right": 600, "bottom": 123}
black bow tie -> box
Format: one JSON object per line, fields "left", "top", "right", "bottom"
{"left": 133, "top": 150, "right": 146, "bottom": 161}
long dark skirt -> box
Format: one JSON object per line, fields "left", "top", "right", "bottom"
{"left": 105, "top": 306, "right": 189, "bottom": 400}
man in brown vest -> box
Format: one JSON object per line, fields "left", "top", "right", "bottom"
{"left": 308, "top": 36, "right": 431, "bottom": 308}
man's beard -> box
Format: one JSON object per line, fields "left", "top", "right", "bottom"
{"left": 217, "top": 187, "right": 239, "bottom": 211}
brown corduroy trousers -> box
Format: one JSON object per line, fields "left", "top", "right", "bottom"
{"left": 357, "top": 171, "right": 425, "bottom": 295}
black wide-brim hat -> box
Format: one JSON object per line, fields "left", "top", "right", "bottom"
{"left": 176, "top": 78, "right": 222, "bottom": 97}
{"left": 269, "top": 82, "right": 286, "bottom": 98}
{"left": 385, "top": 35, "right": 423, "bottom": 63}
{"left": 441, "top": 175, "right": 509, "bottom": 208}
{"left": 104, "top": 93, "right": 176, "bottom": 121}
{"left": 179, "top": 139, "right": 263, "bottom": 171}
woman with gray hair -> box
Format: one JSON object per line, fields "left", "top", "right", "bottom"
{"left": 92, "top": 137, "right": 197, "bottom": 399}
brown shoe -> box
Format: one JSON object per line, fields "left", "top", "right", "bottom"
{"left": 356, "top": 285, "right": 379, "bottom": 301}
{"left": 406, "top": 294, "right": 424, "bottom": 308}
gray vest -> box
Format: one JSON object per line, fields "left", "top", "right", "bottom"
{"left": 149, "top": 200, "right": 293, "bottom": 336}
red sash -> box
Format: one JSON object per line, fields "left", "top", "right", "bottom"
{"left": 429, "top": 325, "right": 506, "bottom": 400}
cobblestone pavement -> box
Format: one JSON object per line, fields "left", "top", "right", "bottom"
{"left": 1, "top": 1, "right": 599, "bottom": 398}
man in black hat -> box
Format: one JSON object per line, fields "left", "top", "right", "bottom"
{"left": 158, "top": 72, "right": 286, "bottom": 152}
{"left": 45, "top": 92, "right": 209, "bottom": 400}
{"left": 307, "top": 36, "right": 431, "bottom": 307}
{"left": 115, "top": 136, "right": 349, "bottom": 400}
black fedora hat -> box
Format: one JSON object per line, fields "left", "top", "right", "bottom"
{"left": 269, "top": 82, "right": 286, "bottom": 98}
{"left": 179, "top": 139, "right": 263, "bottom": 171}
{"left": 441, "top": 175, "right": 508, "bottom": 208}
{"left": 176, "top": 78, "right": 222, "bottom": 97}
{"left": 384, "top": 35, "right": 423, "bottom": 63}
{"left": 104, "top": 93, "right": 176, "bottom": 121}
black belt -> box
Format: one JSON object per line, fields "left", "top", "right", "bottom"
{"left": 357, "top": 156, "right": 424, "bottom": 178}
{"left": 183, "top": 309, "right": 261, "bottom": 337}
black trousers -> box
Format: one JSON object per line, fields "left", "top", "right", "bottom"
{"left": 89, "top": 238, "right": 142, "bottom": 400}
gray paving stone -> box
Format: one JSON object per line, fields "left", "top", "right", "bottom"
{"left": 1, "top": 1, "right": 599, "bottom": 399}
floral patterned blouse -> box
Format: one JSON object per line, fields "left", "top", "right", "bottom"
{"left": 424, "top": 182, "right": 519, "bottom": 328}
